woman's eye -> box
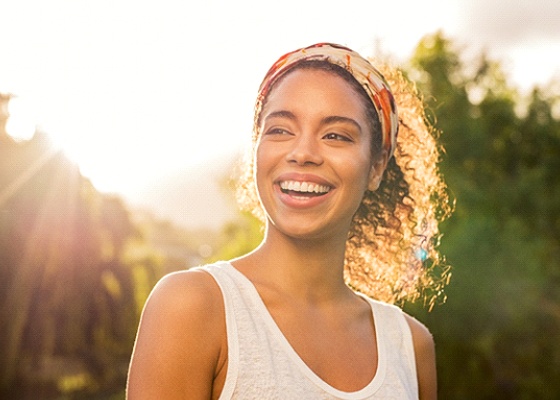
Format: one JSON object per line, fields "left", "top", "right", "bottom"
{"left": 265, "top": 128, "right": 291, "bottom": 135}
{"left": 324, "top": 133, "right": 352, "bottom": 142}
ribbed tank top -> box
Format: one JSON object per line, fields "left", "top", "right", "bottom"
{"left": 197, "top": 262, "right": 418, "bottom": 399}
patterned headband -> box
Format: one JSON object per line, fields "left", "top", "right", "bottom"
{"left": 256, "top": 43, "right": 399, "bottom": 158}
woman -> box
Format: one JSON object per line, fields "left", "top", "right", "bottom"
{"left": 127, "top": 43, "right": 451, "bottom": 399}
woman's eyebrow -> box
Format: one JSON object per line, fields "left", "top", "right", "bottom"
{"left": 321, "top": 115, "right": 362, "bottom": 133}
{"left": 264, "top": 110, "right": 296, "bottom": 121}
{"left": 264, "top": 112, "right": 362, "bottom": 133}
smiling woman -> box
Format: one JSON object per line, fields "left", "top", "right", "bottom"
{"left": 254, "top": 67, "right": 377, "bottom": 241}
{"left": 127, "top": 43, "right": 452, "bottom": 400}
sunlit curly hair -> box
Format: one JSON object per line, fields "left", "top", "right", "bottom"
{"left": 235, "top": 58, "right": 453, "bottom": 309}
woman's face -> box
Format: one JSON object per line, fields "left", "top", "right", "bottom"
{"left": 255, "top": 68, "right": 385, "bottom": 241}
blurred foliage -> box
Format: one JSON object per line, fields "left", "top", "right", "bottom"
{"left": 403, "top": 31, "right": 560, "bottom": 399}
{"left": 1, "top": 30, "right": 559, "bottom": 399}
{"left": 207, "top": 210, "right": 264, "bottom": 263}
{"left": 0, "top": 125, "right": 217, "bottom": 398}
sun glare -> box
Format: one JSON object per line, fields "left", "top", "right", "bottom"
{"left": 43, "top": 129, "right": 136, "bottom": 195}
{"left": 3, "top": 96, "right": 122, "bottom": 195}
{"left": 5, "top": 97, "right": 36, "bottom": 142}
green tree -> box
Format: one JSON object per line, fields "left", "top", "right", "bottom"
{"left": 405, "top": 32, "right": 560, "bottom": 398}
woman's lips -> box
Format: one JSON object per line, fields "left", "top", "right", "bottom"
{"left": 278, "top": 180, "right": 331, "bottom": 196}
{"left": 274, "top": 174, "right": 335, "bottom": 208}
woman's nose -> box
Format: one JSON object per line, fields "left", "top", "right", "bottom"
{"left": 286, "top": 135, "right": 323, "bottom": 166}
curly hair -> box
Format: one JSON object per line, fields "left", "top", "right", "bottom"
{"left": 235, "top": 60, "right": 452, "bottom": 308}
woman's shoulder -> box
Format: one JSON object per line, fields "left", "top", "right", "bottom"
{"left": 361, "top": 296, "right": 434, "bottom": 357}
{"left": 402, "top": 312, "right": 437, "bottom": 399}
{"left": 363, "top": 297, "right": 433, "bottom": 339}
{"left": 137, "top": 267, "right": 226, "bottom": 350}
{"left": 127, "top": 267, "right": 227, "bottom": 398}
{"left": 402, "top": 312, "right": 434, "bottom": 353}
{"left": 145, "top": 267, "right": 223, "bottom": 320}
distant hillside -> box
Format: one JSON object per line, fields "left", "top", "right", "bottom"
{"left": 126, "top": 153, "right": 243, "bottom": 230}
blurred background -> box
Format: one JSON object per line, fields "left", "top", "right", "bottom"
{"left": 1, "top": 0, "right": 559, "bottom": 398}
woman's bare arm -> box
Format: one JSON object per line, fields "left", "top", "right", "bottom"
{"left": 405, "top": 314, "right": 438, "bottom": 400}
{"left": 127, "top": 269, "right": 226, "bottom": 400}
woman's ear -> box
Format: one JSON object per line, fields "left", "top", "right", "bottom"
{"left": 368, "top": 151, "right": 389, "bottom": 191}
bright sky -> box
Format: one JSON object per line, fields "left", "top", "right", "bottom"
{"left": 2, "top": 0, "right": 559, "bottom": 197}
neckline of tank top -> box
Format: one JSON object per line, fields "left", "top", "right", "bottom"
{"left": 215, "top": 261, "right": 388, "bottom": 398}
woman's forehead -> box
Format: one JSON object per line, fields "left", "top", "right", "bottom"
{"left": 260, "top": 69, "right": 368, "bottom": 120}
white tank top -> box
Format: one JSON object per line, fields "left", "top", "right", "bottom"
{"left": 197, "top": 261, "right": 419, "bottom": 399}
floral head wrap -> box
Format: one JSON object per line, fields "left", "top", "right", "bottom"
{"left": 256, "top": 43, "right": 399, "bottom": 158}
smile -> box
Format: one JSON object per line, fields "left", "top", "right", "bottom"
{"left": 279, "top": 181, "right": 331, "bottom": 196}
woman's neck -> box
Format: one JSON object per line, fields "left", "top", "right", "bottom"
{"left": 232, "top": 226, "right": 351, "bottom": 303}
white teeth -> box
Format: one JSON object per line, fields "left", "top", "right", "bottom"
{"left": 279, "top": 181, "right": 331, "bottom": 194}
